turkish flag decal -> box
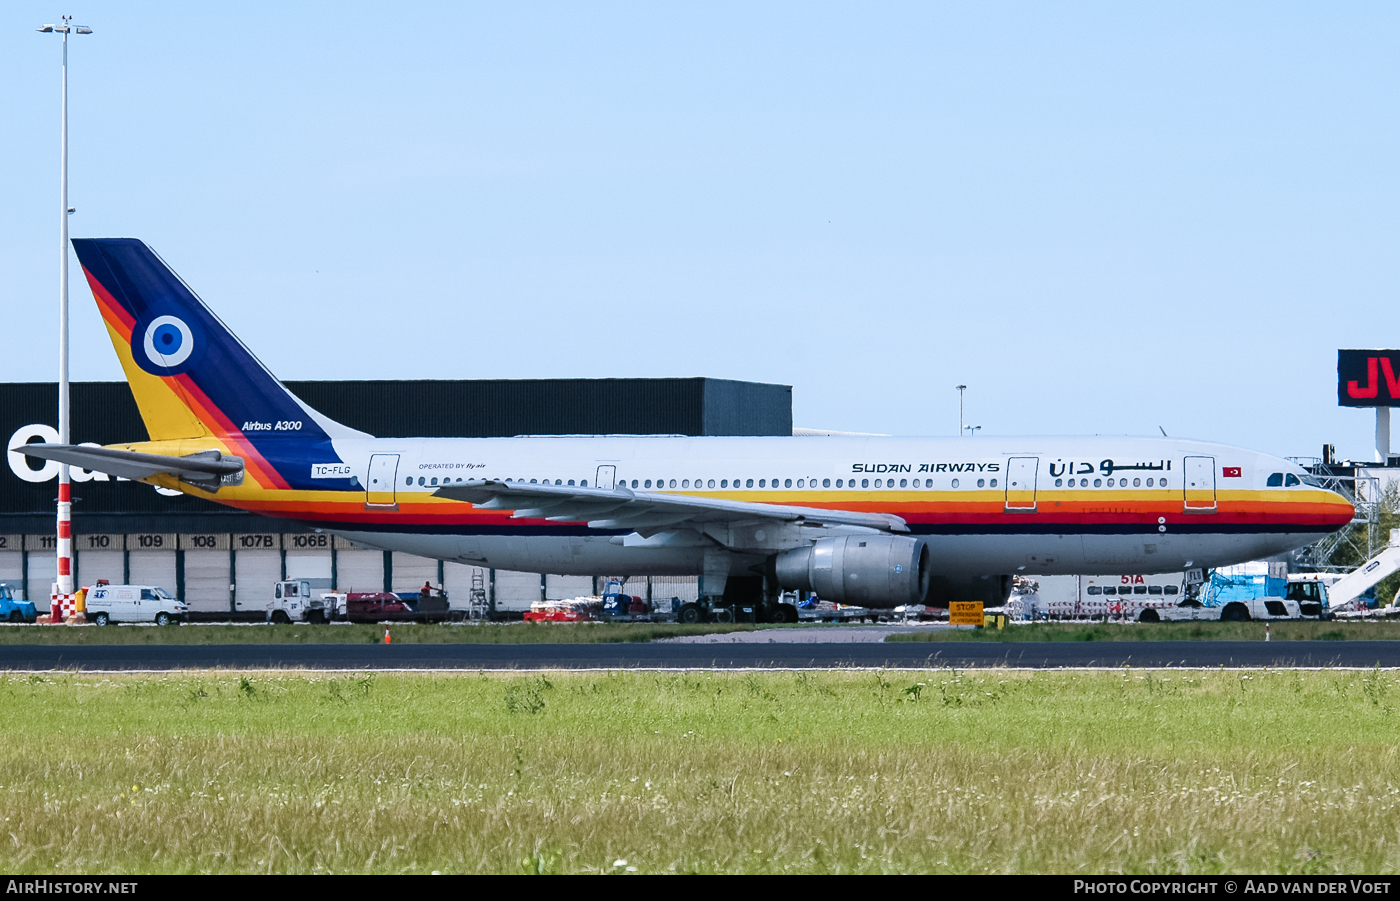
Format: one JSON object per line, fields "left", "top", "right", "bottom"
{"left": 1222, "top": 467, "right": 1242, "bottom": 478}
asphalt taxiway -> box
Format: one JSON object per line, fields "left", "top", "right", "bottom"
{"left": 2, "top": 640, "right": 1399, "bottom": 671}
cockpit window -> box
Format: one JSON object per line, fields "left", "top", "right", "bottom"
{"left": 1299, "top": 473, "right": 1322, "bottom": 488}
{"left": 1266, "top": 473, "right": 1284, "bottom": 487}
{"left": 1285, "top": 474, "right": 1300, "bottom": 487}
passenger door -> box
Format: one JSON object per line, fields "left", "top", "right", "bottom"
{"left": 1183, "top": 456, "right": 1217, "bottom": 513}
{"left": 1004, "top": 457, "right": 1039, "bottom": 512}
{"left": 595, "top": 465, "right": 616, "bottom": 490}
{"left": 366, "top": 454, "right": 400, "bottom": 508}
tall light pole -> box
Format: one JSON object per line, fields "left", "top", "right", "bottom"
{"left": 955, "top": 385, "right": 967, "bottom": 437}
{"left": 37, "top": 17, "right": 93, "bottom": 616}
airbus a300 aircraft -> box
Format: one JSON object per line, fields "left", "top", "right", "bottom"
{"left": 22, "top": 239, "right": 1354, "bottom": 621}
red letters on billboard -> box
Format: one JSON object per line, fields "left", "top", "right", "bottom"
{"left": 1338, "top": 351, "right": 1400, "bottom": 407}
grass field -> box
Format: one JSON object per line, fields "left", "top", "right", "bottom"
{"left": 4, "top": 669, "right": 1400, "bottom": 874}
{"left": 886, "top": 621, "right": 1400, "bottom": 642}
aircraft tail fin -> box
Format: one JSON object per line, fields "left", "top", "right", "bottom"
{"left": 71, "top": 238, "right": 370, "bottom": 449}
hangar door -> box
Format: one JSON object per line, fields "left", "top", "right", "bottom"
{"left": 392, "top": 552, "right": 438, "bottom": 593}
{"left": 493, "top": 570, "right": 543, "bottom": 610}
{"left": 26, "top": 551, "right": 55, "bottom": 610}
{"left": 184, "top": 550, "right": 232, "bottom": 612}
{"left": 234, "top": 550, "right": 282, "bottom": 611}
{"left": 128, "top": 535, "right": 177, "bottom": 596}
{"left": 76, "top": 536, "right": 124, "bottom": 588}
{"left": 0, "top": 537, "right": 21, "bottom": 598}
{"left": 1183, "top": 456, "right": 1217, "bottom": 512}
{"left": 336, "top": 550, "right": 385, "bottom": 593}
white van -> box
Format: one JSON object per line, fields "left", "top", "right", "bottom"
{"left": 85, "top": 585, "right": 188, "bottom": 626}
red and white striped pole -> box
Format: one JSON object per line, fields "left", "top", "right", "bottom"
{"left": 37, "top": 17, "right": 93, "bottom": 621}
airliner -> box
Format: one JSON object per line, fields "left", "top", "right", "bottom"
{"left": 21, "top": 239, "right": 1354, "bottom": 621}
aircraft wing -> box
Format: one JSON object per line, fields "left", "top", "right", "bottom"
{"left": 16, "top": 444, "right": 244, "bottom": 485}
{"left": 433, "top": 479, "right": 908, "bottom": 535}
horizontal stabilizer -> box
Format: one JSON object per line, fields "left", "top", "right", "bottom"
{"left": 18, "top": 444, "right": 244, "bottom": 487}
{"left": 434, "top": 479, "right": 908, "bottom": 536}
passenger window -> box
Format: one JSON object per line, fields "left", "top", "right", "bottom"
{"left": 720, "top": 480, "right": 728, "bottom": 488}
{"left": 631, "top": 480, "right": 638, "bottom": 488}
{"left": 568, "top": 480, "right": 575, "bottom": 486}
{"left": 796, "top": 479, "right": 804, "bottom": 488}
{"left": 899, "top": 479, "right": 907, "bottom": 488}
{"left": 1266, "top": 473, "right": 1284, "bottom": 487}
{"left": 1093, "top": 479, "right": 1102, "bottom": 487}
{"left": 823, "top": 478, "right": 831, "bottom": 487}
{"left": 682, "top": 480, "right": 689, "bottom": 488}
{"left": 1285, "top": 474, "right": 1300, "bottom": 487}
{"left": 1164, "top": 585, "right": 1179, "bottom": 595}
{"left": 977, "top": 479, "right": 985, "bottom": 488}
{"left": 1101, "top": 587, "right": 1116, "bottom": 595}
{"left": 644, "top": 480, "right": 652, "bottom": 488}
{"left": 926, "top": 479, "right": 934, "bottom": 487}
{"left": 405, "top": 477, "right": 412, "bottom": 486}
{"left": 950, "top": 479, "right": 959, "bottom": 488}
{"left": 1133, "top": 478, "right": 1141, "bottom": 487}
{"left": 834, "top": 479, "right": 842, "bottom": 487}
{"left": 1148, "top": 585, "right": 1163, "bottom": 595}
{"left": 431, "top": 477, "right": 438, "bottom": 485}
{"left": 580, "top": 480, "right": 588, "bottom": 487}
{"left": 785, "top": 479, "right": 792, "bottom": 488}
{"left": 669, "top": 479, "right": 676, "bottom": 488}
{"left": 707, "top": 480, "right": 715, "bottom": 489}
{"left": 990, "top": 479, "right": 998, "bottom": 488}
{"left": 874, "top": 479, "right": 882, "bottom": 488}
{"left": 747, "top": 479, "right": 754, "bottom": 488}
{"left": 758, "top": 479, "right": 766, "bottom": 488}
{"left": 418, "top": 477, "right": 426, "bottom": 486}
{"left": 1134, "top": 586, "right": 1147, "bottom": 595}
{"left": 1055, "top": 478, "right": 1063, "bottom": 487}
{"left": 1086, "top": 586, "right": 1102, "bottom": 595}
{"left": 862, "top": 479, "right": 870, "bottom": 488}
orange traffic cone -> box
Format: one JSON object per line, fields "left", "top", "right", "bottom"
{"left": 384, "top": 628, "right": 391, "bottom": 644}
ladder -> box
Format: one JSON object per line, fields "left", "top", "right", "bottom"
{"left": 466, "top": 569, "right": 490, "bottom": 620}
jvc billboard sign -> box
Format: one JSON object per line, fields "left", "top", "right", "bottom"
{"left": 1338, "top": 350, "right": 1400, "bottom": 407}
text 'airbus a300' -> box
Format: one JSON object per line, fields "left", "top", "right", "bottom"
{"left": 21, "top": 239, "right": 1354, "bottom": 622}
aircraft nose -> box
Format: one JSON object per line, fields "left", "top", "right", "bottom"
{"left": 1327, "top": 488, "right": 1357, "bottom": 525}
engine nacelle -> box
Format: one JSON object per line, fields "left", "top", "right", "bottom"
{"left": 775, "top": 535, "right": 930, "bottom": 607}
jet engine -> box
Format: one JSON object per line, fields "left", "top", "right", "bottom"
{"left": 775, "top": 535, "right": 930, "bottom": 607}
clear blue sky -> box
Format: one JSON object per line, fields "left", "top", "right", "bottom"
{"left": 2, "top": 3, "right": 1396, "bottom": 458}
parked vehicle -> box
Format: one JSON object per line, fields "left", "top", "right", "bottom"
{"left": 0, "top": 584, "right": 36, "bottom": 624}
{"left": 85, "top": 585, "right": 187, "bottom": 626}
{"left": 265, "top": 579, "right": 340, "bottom": 623}
{"left": 322, "top": 589, "right": 456, "bottom": 623}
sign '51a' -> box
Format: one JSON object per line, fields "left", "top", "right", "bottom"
{"left": 1338, "top": 350, "right": 1400, "bottom": 407}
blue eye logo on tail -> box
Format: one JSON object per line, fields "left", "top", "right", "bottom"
{"left": 138, "top": 314, "right": 201, "bottom": 374}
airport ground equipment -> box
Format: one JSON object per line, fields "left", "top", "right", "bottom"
{"left": 265, "top": 579, "right": 340, "bottom": 624}
{"left": 322, "top": 590, "right": 456, "bottom": 623}
{"left": 465, "top": 569, "right": 490, "bottom": 620}
{"left": 85, "top": 584, "right": 187, "bottom": 626}
{"left": 0, "top": 584, "right": 36, "bottom": 624}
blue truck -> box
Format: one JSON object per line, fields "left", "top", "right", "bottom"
{"left": 0, "top": 584, "right": 37, "bottom": 624}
